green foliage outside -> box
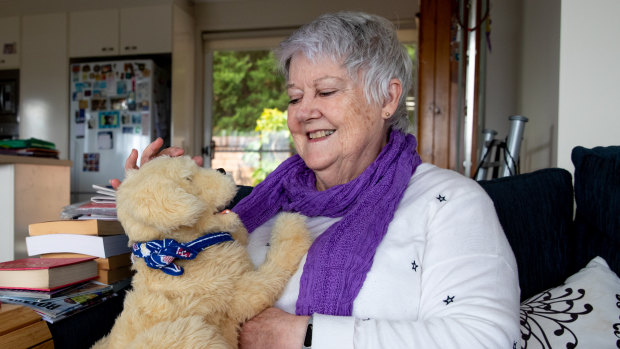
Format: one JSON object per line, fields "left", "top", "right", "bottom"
{"left": 249, "top": 108, "right": 293, "bottom": 185}
{"left": 212, "top": 50, "right": 289, "bottom": 133}
{"left": 254, "top": 108, "right": 288, "bottom": 132}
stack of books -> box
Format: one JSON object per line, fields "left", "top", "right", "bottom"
{"left": 0, "top": 257, "right": 115, "bottom": 323}
{"left": 0, "top": 137, "right": 60, "bottom": 159}
{"left": 61, "top": 184, "right": 118, "bottom": 220}
{"left": 26, "top": 219, "right": 133, "bottom": 286}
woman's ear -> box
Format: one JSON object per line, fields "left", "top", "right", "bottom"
{"left": 382, "top": 78, "right": 403, "bottom": 119}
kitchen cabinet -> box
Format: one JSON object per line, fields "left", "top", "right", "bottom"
{"left": 69, "top": 9, "right": 119, "bottom": 57}
{"left": 69, "top": 4, "right": 172, "bottom": 58}
{"left": 120, "top": 5, "right": 172, "bottom": 55}
{"left": 0, "top": 17, "right": 20, "bottom": 69}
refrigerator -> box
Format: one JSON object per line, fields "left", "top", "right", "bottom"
{"left": 69, "top": 59, "right": 170, "bottom": 202}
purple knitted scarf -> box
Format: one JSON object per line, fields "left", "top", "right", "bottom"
{"left": 232, "top": 129, "right": 421, "bottom": 316}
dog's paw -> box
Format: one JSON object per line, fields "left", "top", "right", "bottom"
{"left": 268, "top": 212, "right": 312, "bottom": 261}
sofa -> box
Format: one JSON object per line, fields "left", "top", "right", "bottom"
{"left": 478, "top": 145, "right": 620, "bottom": 348}
{"left": 47, "top": 145, "right": 620, "bottom": 348}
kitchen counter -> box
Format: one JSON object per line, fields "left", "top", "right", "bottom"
{"left": 0, "top": 154, "right": 71, "bottom": 166}
{"left": 0, "top": 156, "right": 71, "bottom": 262}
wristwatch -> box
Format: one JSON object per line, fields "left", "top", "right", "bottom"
{"left": 302, "top": 315, "right": 313, "bottom": 349}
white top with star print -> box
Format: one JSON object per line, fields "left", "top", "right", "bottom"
{"left": 246, "top": 163, "right": 521, "bottom": 349}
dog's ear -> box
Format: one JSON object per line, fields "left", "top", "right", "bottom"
{"left": 117, "top": 170, "right": 207, "bottom": 232}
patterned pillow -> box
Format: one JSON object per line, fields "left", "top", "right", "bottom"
{"left": 519, "top": 256, "right": 620, "bottom": 348}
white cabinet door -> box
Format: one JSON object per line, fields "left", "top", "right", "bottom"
{"left": 120, "top": 5, "right": 171, "bottom": 55}
{"left": 0, "top": 17, "right": 20, "bottom": 69}
{"left": 69, "top": 9, "right": 119, "bottom": 57}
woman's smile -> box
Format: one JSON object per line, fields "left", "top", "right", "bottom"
{"left": 307, "top": 129, "right": 335, "bottom": 140}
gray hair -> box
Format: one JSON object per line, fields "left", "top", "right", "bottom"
{"left": 276, "top": 11, "right": 412, "bottom": 132}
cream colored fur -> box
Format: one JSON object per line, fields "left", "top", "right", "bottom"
{"left": 92, "top": 156, "right": 311, "bottom": 349}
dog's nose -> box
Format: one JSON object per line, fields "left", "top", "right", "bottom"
{"left": 216, "top": 168, "right": 226, "bottom": 175}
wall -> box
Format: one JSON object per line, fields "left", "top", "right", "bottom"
{"left": 194, "top": 0, "right": 418, "bottom": 32}
{"left": 484, "top": 0, "right": 561, "bottom": 173}
{"left": 483, "top": 0, "right": 521, "bottom": 141}
{"left": 519, "top": 0, "right": 561, "bottom": 171}
{"left": 557, "top": 0, "right": 620, "bottom": 171}
{"left": 487, "top": 0, "right": 619, "bottom": 174}
{"left": 171, "top": 5, "right": 196, "bottom": 153}
{"left": 20, "top": 13, "right": 69, "bottom": 159}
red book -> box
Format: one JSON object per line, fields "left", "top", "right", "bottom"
{"left": 0, "top": 258, "right": 97, "bottom": 291}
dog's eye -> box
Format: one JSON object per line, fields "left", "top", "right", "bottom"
{"left": 216, "top": 168, "right": 226, "bottom": 175}
{"left": 185, "top": 176, "right": 193, "bottom": 182}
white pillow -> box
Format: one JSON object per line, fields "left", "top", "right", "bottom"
{"left": 519, "top": 256, "right": 620, "bottom": 348}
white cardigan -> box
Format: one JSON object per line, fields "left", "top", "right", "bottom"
{"left": 246, "top": 163, "right": 521, "bottom": 348}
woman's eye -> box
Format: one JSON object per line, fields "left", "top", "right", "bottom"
{"left": 288, "top": 98, "right": 301, "bottom": 105}
{"left": 318, "top": 90, "right": 336, "bottom": 97}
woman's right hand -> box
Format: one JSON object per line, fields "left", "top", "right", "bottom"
{"left": 109, "top": 137, "right": 203, "bottom": 189}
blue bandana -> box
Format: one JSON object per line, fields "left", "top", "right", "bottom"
{"left": 132, "top": 232, "right": 233, "bottom": 276}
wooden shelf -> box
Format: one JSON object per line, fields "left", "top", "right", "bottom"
{"left": 0, "top": 304, "right": 53, "bottom": 349}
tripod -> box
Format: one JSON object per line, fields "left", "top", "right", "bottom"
{"left": 474, "top": 115, "right": 528, "bottom": 180}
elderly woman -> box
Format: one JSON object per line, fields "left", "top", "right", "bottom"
{"left": 117, "top": 11, "right": 520, "bottom": 349}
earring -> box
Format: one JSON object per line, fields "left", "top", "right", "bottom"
{"left": 385, "top": 112, "right": 391, "bottom": 117}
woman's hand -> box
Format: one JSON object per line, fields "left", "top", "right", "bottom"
{"left": 239, "top": 307, "right": 309, "bottom": 349}
{"left": 109, "top": 137, "right": 203, "bottom": 189}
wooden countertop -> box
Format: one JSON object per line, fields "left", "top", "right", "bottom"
{"left": 0, "top": 154, "right": 72, "bottom": 166}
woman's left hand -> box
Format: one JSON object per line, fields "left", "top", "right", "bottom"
{"left": 239, "top": 307, "right": 309, "bottom": 349}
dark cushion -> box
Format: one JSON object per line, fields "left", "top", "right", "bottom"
{"left": 478, "top": 168, "right": 576, "bottom": 301}
{"left": 571, "top": 145, "right": 620, "bottom": 276}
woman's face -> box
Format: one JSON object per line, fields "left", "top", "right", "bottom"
{"left": 286, "top": 53, "right": 391, "bottom": 190}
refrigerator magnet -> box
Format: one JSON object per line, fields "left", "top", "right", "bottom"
{"left": 121, "top": 112, "right": 131, "bottom": 124}
{"left": 76, "top": 122, "right": 85, "bottom": 138}
{"left": 99, "top": 111, "right": 120, "bottom": 129}
{"left": 75, "top": 109, "right": 85, "bottom": 123}
{"left": 97, "top": 131, "right": 113, "bottom": 150}
{"left": 141, "top": 112, "right": 149, "bottom": 136}
{"left": 83, "top": 153, "right": 100, "bottom": 172}
{"left": 111, "top": 97, "right": 127, "bottom": 111}
{"left": 140, "top": 100, "right": 150, "bottom": 111}
{"left": 122, "top": 126, "right": 134, "bottom": 134}
{"left": 117, "top": 80, "right": 127, "bottom": 95}
{"left": 91, "top": 99, "right": 107, "bottom": 111}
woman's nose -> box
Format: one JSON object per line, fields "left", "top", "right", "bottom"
{"left": 294, "top": 96, "right": 321, "bottom": 122}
